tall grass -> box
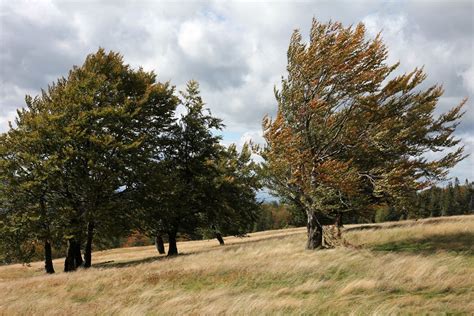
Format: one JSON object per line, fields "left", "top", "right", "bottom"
{"left": 1, "top": 216, "right": 473, "bottom": 315}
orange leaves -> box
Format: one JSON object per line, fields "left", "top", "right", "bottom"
{"left": 263, "top": 18, "right": 466, "bottom": 220}
{"left": 317, "top": 159, "right": 359, "bottom": 196}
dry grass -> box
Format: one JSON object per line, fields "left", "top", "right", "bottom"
{"left": 1, "top": 216, "right": 473, "bottom": 315}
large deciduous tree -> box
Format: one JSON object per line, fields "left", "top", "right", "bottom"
{"left": 55, "top": 49, "right": 177, "bottom": 269}
{"left": 1, "top": 49, "right": 177, "bottom": 271}
{"left": 262, "top": 19, "right": 466, "bottom": 249}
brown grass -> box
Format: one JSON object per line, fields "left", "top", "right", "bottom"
{"left": 1, "top": 216, "right": 473, "bottom": 315}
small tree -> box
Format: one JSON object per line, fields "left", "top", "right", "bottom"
{"left": 204, "top": 143, "right": 262, "bottom": 244}
{"left": 133, "top": 81, "right": 223, "bottom": 256}
{"left": 262, "top": 19, "right": 466, "bottom": 249}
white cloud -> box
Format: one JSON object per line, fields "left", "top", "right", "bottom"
{"left": 461, "top": 66, "right": 474, "bottom": 94}
{"left": 0, "top": 109, "right": 17, "bottom": 132}
{"left": 239, "top": 130, "right": 264, "bottom": 147}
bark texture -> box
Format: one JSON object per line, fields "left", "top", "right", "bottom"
{"left": 155, "top": 234, "right": 165, "bottom": 254}
{"left": 64, "top": 238, "right": 83, "bottom": 272}
{"left": 84, "top": 221, "right": 94, "bottom": 268}
{"left": 74, "top": 241, "right": 83, "bottom": 267}
{"left": 167, "top": 231, "right": 178, "bottom": 256}
{"left": 215, "top": 232, "right": 225, "bottom": 245}
{"left": 44, "top": 240, "right": 55, "bottom": 274}
{"left": 306, "top": 211, "right": 323, "bottom": 249}
{"left": 64, "top": 239, "right": 77, "bottom": 272}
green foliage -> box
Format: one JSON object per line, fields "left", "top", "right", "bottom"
{"left": 253, "top": 202, "right": 305, "bottom": 232}
{"left": 0, "top": 95, "right": 65, "bottom": 264}
{"left": 409, "top": 179, "right": 474, "bottom": 219}
{"left": 0, "top": 48, "right": 178, "bottom": 266}
{"left": 208, "top": 143, "right": 262, "bottom": 236}
{"left": 133, "top": 81, "right": 261, "bottom": 243}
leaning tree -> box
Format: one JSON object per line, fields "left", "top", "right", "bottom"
{"left": 262, "top": 19, "right": 466, "bottom": 249}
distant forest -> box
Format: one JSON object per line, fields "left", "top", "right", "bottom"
{"left": 257, "top": 178, "right": 474, "bottom": 231}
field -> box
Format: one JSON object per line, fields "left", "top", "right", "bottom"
{"left": 1, "top": 215, "right": 473, "bottom": 315}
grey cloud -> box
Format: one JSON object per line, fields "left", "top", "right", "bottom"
{"left": 0, "top": 0, "right": 472, "bottom": 179}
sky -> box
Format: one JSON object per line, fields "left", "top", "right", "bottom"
{"left": 1, "top": 0, "right": 473, "bottom": 182}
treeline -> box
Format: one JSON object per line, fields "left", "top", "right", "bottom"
{"left": 374, "top": 179, "right": 474, "bottom": 222}
{"left": 256, "top": 178, "right": 474, "bottom": 229}
{"left": 0, "top": 49, "right": 261, "bottom": 272}
{"left": 415, "top": 179, "right": 474, "bottom": 217}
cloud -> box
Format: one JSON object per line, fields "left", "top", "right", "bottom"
{"left": 177, "top": 16, "right": 253, "bottom": 88}
{"left": 0, "top": 0, "right": 472, "bottom": 180}
{"left": 461, "top": 66, "right": 474, "bottom": 94}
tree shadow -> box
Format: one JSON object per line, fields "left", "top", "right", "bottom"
{"left": 344, "top": 216, "right": 466, "bottom": 233}
{"left": 92, "top": 253, "right": 192, "bottom": 269}
{"left": 371, "top": 232, "right": 474, "bottom": 256}
{"left": 344, "top": 224, "right": 403, "bottom": 232}
{"left": 91, "top": 233, "right": 304, "bottom": 270}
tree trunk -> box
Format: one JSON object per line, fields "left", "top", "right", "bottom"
{"left": 155, "top": 234, "right": 165, "bottom": 254}
{"left": 306, "top": 210, "right": 323, "bottom": 250}
{"left": 167, "top": 231, "right": 178, "bottom": 256}
{"left": 74, "top": 240, "right": 83, "bottom": 268}
{"left": 44, "top": 240, "right": 55, "bottom": 274}
{"left": 335, "top": 212, "right": 343, "bottom": 238}
{"left": 84, "top": 222, "right": 94, "bottom": 268}
{"left": 64, "top": 239, "right": 77, "bottom": 272}
{"left": 215, "top": 232, "right": 225, "bottom": 245}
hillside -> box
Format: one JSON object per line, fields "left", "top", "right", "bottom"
{"left": 1, "top": 215, "right": 473, "bottom": 315}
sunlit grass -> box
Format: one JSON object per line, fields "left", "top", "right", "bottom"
{"left": 1, "top": 216, "right": 473, "bottom": 315}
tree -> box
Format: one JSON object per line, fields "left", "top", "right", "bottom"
{"left": 133, "top": 80, "right": 223, "bottom": 256}
{"left": 132, "top": 81, "right": 262, "bottom": 253}
{"left": 262, "top": 19, "right": 466, "bottom": 249}
{"left": 426, "top": 186, "right": 442, "bottom": 217}
{"left": 0, "top": 49, "right": 178, "bottom": 271}
{"left": 58, "top": 49, "right": 177, "bottom": 269}
{"left": 202, "top": 143, "right": 262, "bottom": 244}
{"left": 0, "top": 94, "right": 67, "bottom": 273}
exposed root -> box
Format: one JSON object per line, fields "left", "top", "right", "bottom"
{"left": 322, "top": 225, "right": 343, "bottom": 248}
{"left": 322, "top": 225, "right": 359, "bottom": 249}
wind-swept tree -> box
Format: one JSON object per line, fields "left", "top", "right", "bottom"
{"left": 262, "top": 19, "right": 466, "bottom": 249}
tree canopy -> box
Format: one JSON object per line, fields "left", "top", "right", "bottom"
{"left": 262, "top": 19, "right": 466, "bottom": 249}
{"left": 0, "top": 49, "right": 261, "bottom": 272}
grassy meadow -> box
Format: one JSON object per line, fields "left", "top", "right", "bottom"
{"left": 1, "top": 215, "right": 473, "bottom": 315}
